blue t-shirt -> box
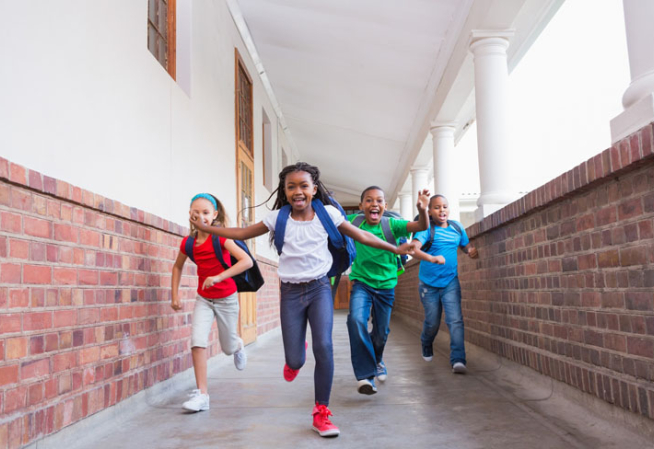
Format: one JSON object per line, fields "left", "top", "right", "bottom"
{"left": 413, "top": 221, "right": 469, "bottom": 288}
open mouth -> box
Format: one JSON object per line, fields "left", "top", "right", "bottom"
{"left": 292, "top": 197, "right": 306, "bottom": 206}
{"left": 369, "top": 210, "right": 381, "bottom": 220}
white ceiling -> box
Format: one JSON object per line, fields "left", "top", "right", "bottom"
{"left": 235, "top": 0, "right": 563, "bottom": 206}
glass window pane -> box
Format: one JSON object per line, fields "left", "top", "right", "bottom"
{"left": 148, "top": 0, "right": 157, "bottom": 25}
{"left": 147, "top": 24, "right": 157, "bottom": 56}
{"left": 159, "top": 0, "right": 168, "bottom": 40}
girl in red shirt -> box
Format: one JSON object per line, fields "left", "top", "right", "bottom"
{"left": 170, "top": 193, "right": 253, "bottom": 412}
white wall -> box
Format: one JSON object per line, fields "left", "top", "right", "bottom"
{"left": 0, "top": 0, "right": 289, "bottom": 260}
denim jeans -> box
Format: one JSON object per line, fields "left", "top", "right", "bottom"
{"left": 346, "top": 280, "right": 395, "bottom": 380}
{"left": 280, "top": 276, "right": 334, "bottom": 405}
{"left": 419, "top": 277, "right": 466, "bottom": 365}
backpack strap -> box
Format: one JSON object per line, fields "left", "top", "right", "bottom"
{"left": 211, "top": 235, "right": 229, "bottom": 270}
{"left": 421, "top": 224, "right": 436, "bottom": 252}
{"left": 274, "top": 205, "right": 292, "bottom": 255}
{"left": 312, "top": 199, "right": 344, "bottom": 248}
{"left": 184, "top": 236, "right": 196, "bottom": 263}
{"left": 447, "top": 220, "right": 463, "bottom": 236}
{"left": 380, "top": 217, "right": 397, "bottom": 246}
{"left": 351, "top": 214, "right": 366, "bottom": 228}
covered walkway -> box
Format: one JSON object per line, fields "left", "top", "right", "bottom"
{"left": 38, "top": 312, "right": 650, "bottom": 449}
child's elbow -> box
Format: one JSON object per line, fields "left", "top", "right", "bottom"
{"left": 242, "top": 257, "right": 254, "bottom": 269}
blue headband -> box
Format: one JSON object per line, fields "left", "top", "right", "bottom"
{"left": 190, "top": 193, "right": 218, "bottom": 210}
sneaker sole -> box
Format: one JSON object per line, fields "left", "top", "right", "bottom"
{"left": 376, "top": 374, "right": 387, "bottom": 382}
{"left": 357, "top": 384, "right": 377, "bottom": 395}
{"left": 422, "top": 357, "right": 433, "bottom": 362}
{"left": 312, "top": 427, "right": 340, "bottom": 437}
{"left": 182, "top": 404, "right": 210, "bottom": 412}
{"left": 452, "top": 365, "right": 467, "bottom": 374}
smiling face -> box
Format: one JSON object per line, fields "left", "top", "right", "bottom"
{"left": 189, "top": 198, "right": 218, "bottom": 228}
{"left": 359, "top": 188, "right": 386, "bottom": 225}
{"left": 429, "top": 195, "right": 449, "bottom": 226}
{"left": 284, "top": 170, "right": 317, "bottom": 212}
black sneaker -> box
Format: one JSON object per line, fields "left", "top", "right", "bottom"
{"left": 422, "top": 344, "right": 433, "bottom": 362}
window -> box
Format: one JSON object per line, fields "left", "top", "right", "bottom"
{"left": 235, "top": 51, "right": 253, "bottom": 156}
{"left": 147, "top": 0, "right": 176, "bottom": 79}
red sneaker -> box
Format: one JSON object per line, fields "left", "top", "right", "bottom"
{"left": 283, "top": 342, "right": 308, "bottom": 382}
{"left": 283, "top": 364, "right": 300, "bottom": 382}
{"left": 312, "top": 404, "right": 340, "bottom": 437}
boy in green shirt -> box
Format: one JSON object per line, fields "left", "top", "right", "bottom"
{"left": 346, "top": 186, "right": 430, "bottom": 394}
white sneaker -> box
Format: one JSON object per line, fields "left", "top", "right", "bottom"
{"left": 182, "top": 389, "right": 210, "bottom": 412}
{"left": 356, "top": 378, "right": 377, "bottom": 395}
{"left": 452, "top": 362, "right": 467, "bottom": 374}
{"left": 234, "top": 346, "right": 247, "bottom": 371}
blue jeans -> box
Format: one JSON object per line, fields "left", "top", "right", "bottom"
{"left": 280, "top": 276, "right": 334, "bottom": 405}
{"left": 346, "top": 280, "right": 395, "bottom": 380}
{"left": 419, "top": 277, "right": 466, "bottom": 365}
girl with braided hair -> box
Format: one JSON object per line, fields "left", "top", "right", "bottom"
{"left": 192, "top": 162, "right": 412, "bottom": 437}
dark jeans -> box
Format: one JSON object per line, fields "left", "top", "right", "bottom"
{"left": 419, "top": 277, "right": 466, "bottom": 365}
{"left": 280, "top": 276, "right": 334, "bottom": 405}
{"left": 346, "top": 280, "right": 395, "bottom": 380}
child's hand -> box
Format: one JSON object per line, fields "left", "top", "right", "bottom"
{"left": 202, "top": 275, "right": 222, "bottom": 290}
{"left": 467, "top": 246, "right": 479, "bottom": 259}
{"left": 431, "top": 255, "right": 445, "bottom": 265}
{"left": 190, "top": 215, "right": 208, "bottom": 231}
{"left": 416, "top": 189, "right": 431, "bottom": 212}
{"left": 171, "top": 297, "right": 182, "bottom": 311}
{"left": 395, "top": 242, "right": 414, "bottom": 256}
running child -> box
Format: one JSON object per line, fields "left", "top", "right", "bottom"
{"left": 171, "top": 193, "right": 252, "bottom": 412}
{"left": 191, "top": 162, "right": 412, "bottom": 437}
{"left": 410, "top": 194, "right": 478, "bottom": 374}
{"left": 346, "top": 186, "right": 430, "bottom": 394}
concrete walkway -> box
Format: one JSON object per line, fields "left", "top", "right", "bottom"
{"left": 44, "top": 311, "right": 651, "bottom": 449}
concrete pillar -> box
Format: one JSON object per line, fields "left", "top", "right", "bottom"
{"left": 430, "top": 123, "right": 460, "bottom": 221}
{"left": 610, "top": 0, "right": 654, "bottom": 143}
{"left": 398, "top": 192, "right": 413, "bottom": 220}
{"left": 410, "top": 166, "right": 429, "bottom": 218}
{"left": 470, "top": 30, "right": 517, "bottom": 220}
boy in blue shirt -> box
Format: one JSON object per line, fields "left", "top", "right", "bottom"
{"left": 410, "top": 194, "right": 478, "bottom": 373}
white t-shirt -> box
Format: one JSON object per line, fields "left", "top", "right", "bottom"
{"left": 263, "top": 205, "right": 345, "bottom": 283}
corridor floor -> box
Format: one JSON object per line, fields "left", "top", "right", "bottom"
{"left": 52, "top": 311, "right": 652, "bottom": 449}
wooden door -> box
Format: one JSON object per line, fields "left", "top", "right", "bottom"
{"left": 235, "top": 49, "right": 257, "bottom": 345}
{"left": 236, "top": 149, "right": 257, "bottom": 344}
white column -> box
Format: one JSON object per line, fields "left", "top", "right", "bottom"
{"left": 398, "top": 192, "right": 413, "bottom": 220}
{"left": 430, "top": 123, "right": 460, "bottom": 221}
{"left": 470, "top": 30, "right": 517, "bottom": 220}
{"left": 610, "top": 0, "right": 654, "bottom": 143}
{"left": 410, "top": 166, "right": 429, "bottom": 218}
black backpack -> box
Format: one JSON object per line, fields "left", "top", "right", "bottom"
{"left": 184, "top": 235, "right": 264, "bottom": 292}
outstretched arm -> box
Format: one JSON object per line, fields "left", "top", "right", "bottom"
{"left": 410, "top": 240, "right": 445, "bottom": 265}
{"left": 191, "top": 216, "right": 269, "bottom": 240}
{"left": 406, "top": 189, "right": 430, "bottom": 233}
{"left": 338, "top": 221, "right": 413, "bottom": 255}
{"left": 202, "top": 239, "right": 254, "bottom": 290}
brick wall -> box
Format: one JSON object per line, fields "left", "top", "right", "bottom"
{"left": 0, "top": 157, "right": 280, "bottom": 448}
{"left": 396, "top": 123, "right": 654, "bottom": 421}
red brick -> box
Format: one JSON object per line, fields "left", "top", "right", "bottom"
{"left": 1, "top": 263, "right": 21, "bottom": 283}
{"left": 8, "top": 238, "right": 29, "bottom": 259}
{"left": 618, "top": 198, "right": 643, "bottom": 221}
{"left": 28, "top": 169, "right": 44, "bottom": 190}
{"left": 0, "top": 364, "right": 19, "bottom": 386}
{"left": 24, "top": 217, "right": 52, "bottom": 239}
{"left": 595, "top": 206, "right": 617, "bottom": 227}
{"left": 28, "top": 382, "right": 44, "bottom": 406}
{"left": 0, "top": 211, "right": 22, "bottom": 233}
{"left": 80, "top": 229, "right": 101, "bottom": 247}
{"left": 23, "top": 264, "right": 52, "bottom": 284}
{"left": 54, "top": 223, "right": 77, "bottom": 243}
{"left": 30, "top": 335, "right": 44, "bottom": 355}
{"left": 5, "top": 386, "right": 27, "bottom": 413}
{"left": 21, "top": 358, "right": 50, "bottom": 380}
{"left": 627, "top": 337, "right": 654, "bottom": 358}
{"left": 53, "top": 352, "right": 77, "bottom": 373}
{"left": 80, "top": 346, "right": 100, "bottom": 365}
{"left": 79, "top": 269, "right": 99, "bottom": 286}
{"left": 53, "top": 310, "right": 77, "bottom": 328}
{"left": 53, "top": 267, "right": 77, "bottom": 285}
{"left": 625, "top": 292, "right": 654, "bottom": 311}
{"left": 604, "top": 334, "right": 627, "bottom": 352}
{"left": 9, "top": 288, "right": 29, "bottom": 308}
{"left": 45, "top": 333, "right": 59, "bottom": 352}
{"left": 9, "top": 163, "right": 27, "bottom": 185}
{"left": 597, "top": 250, "right": 619, "bottom": 268}
{"left": 6, "top": 337, "right": 28, "bottom": 359}
{"left": 23, "top": 312, "right": 52, "bottom": 331}
{"left": 620, "top": 246, "right": 649, "bottom": 266}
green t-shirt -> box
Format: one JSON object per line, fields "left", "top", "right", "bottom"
{"left": 347, "top": 214, "right": 410, "bottom": 289}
